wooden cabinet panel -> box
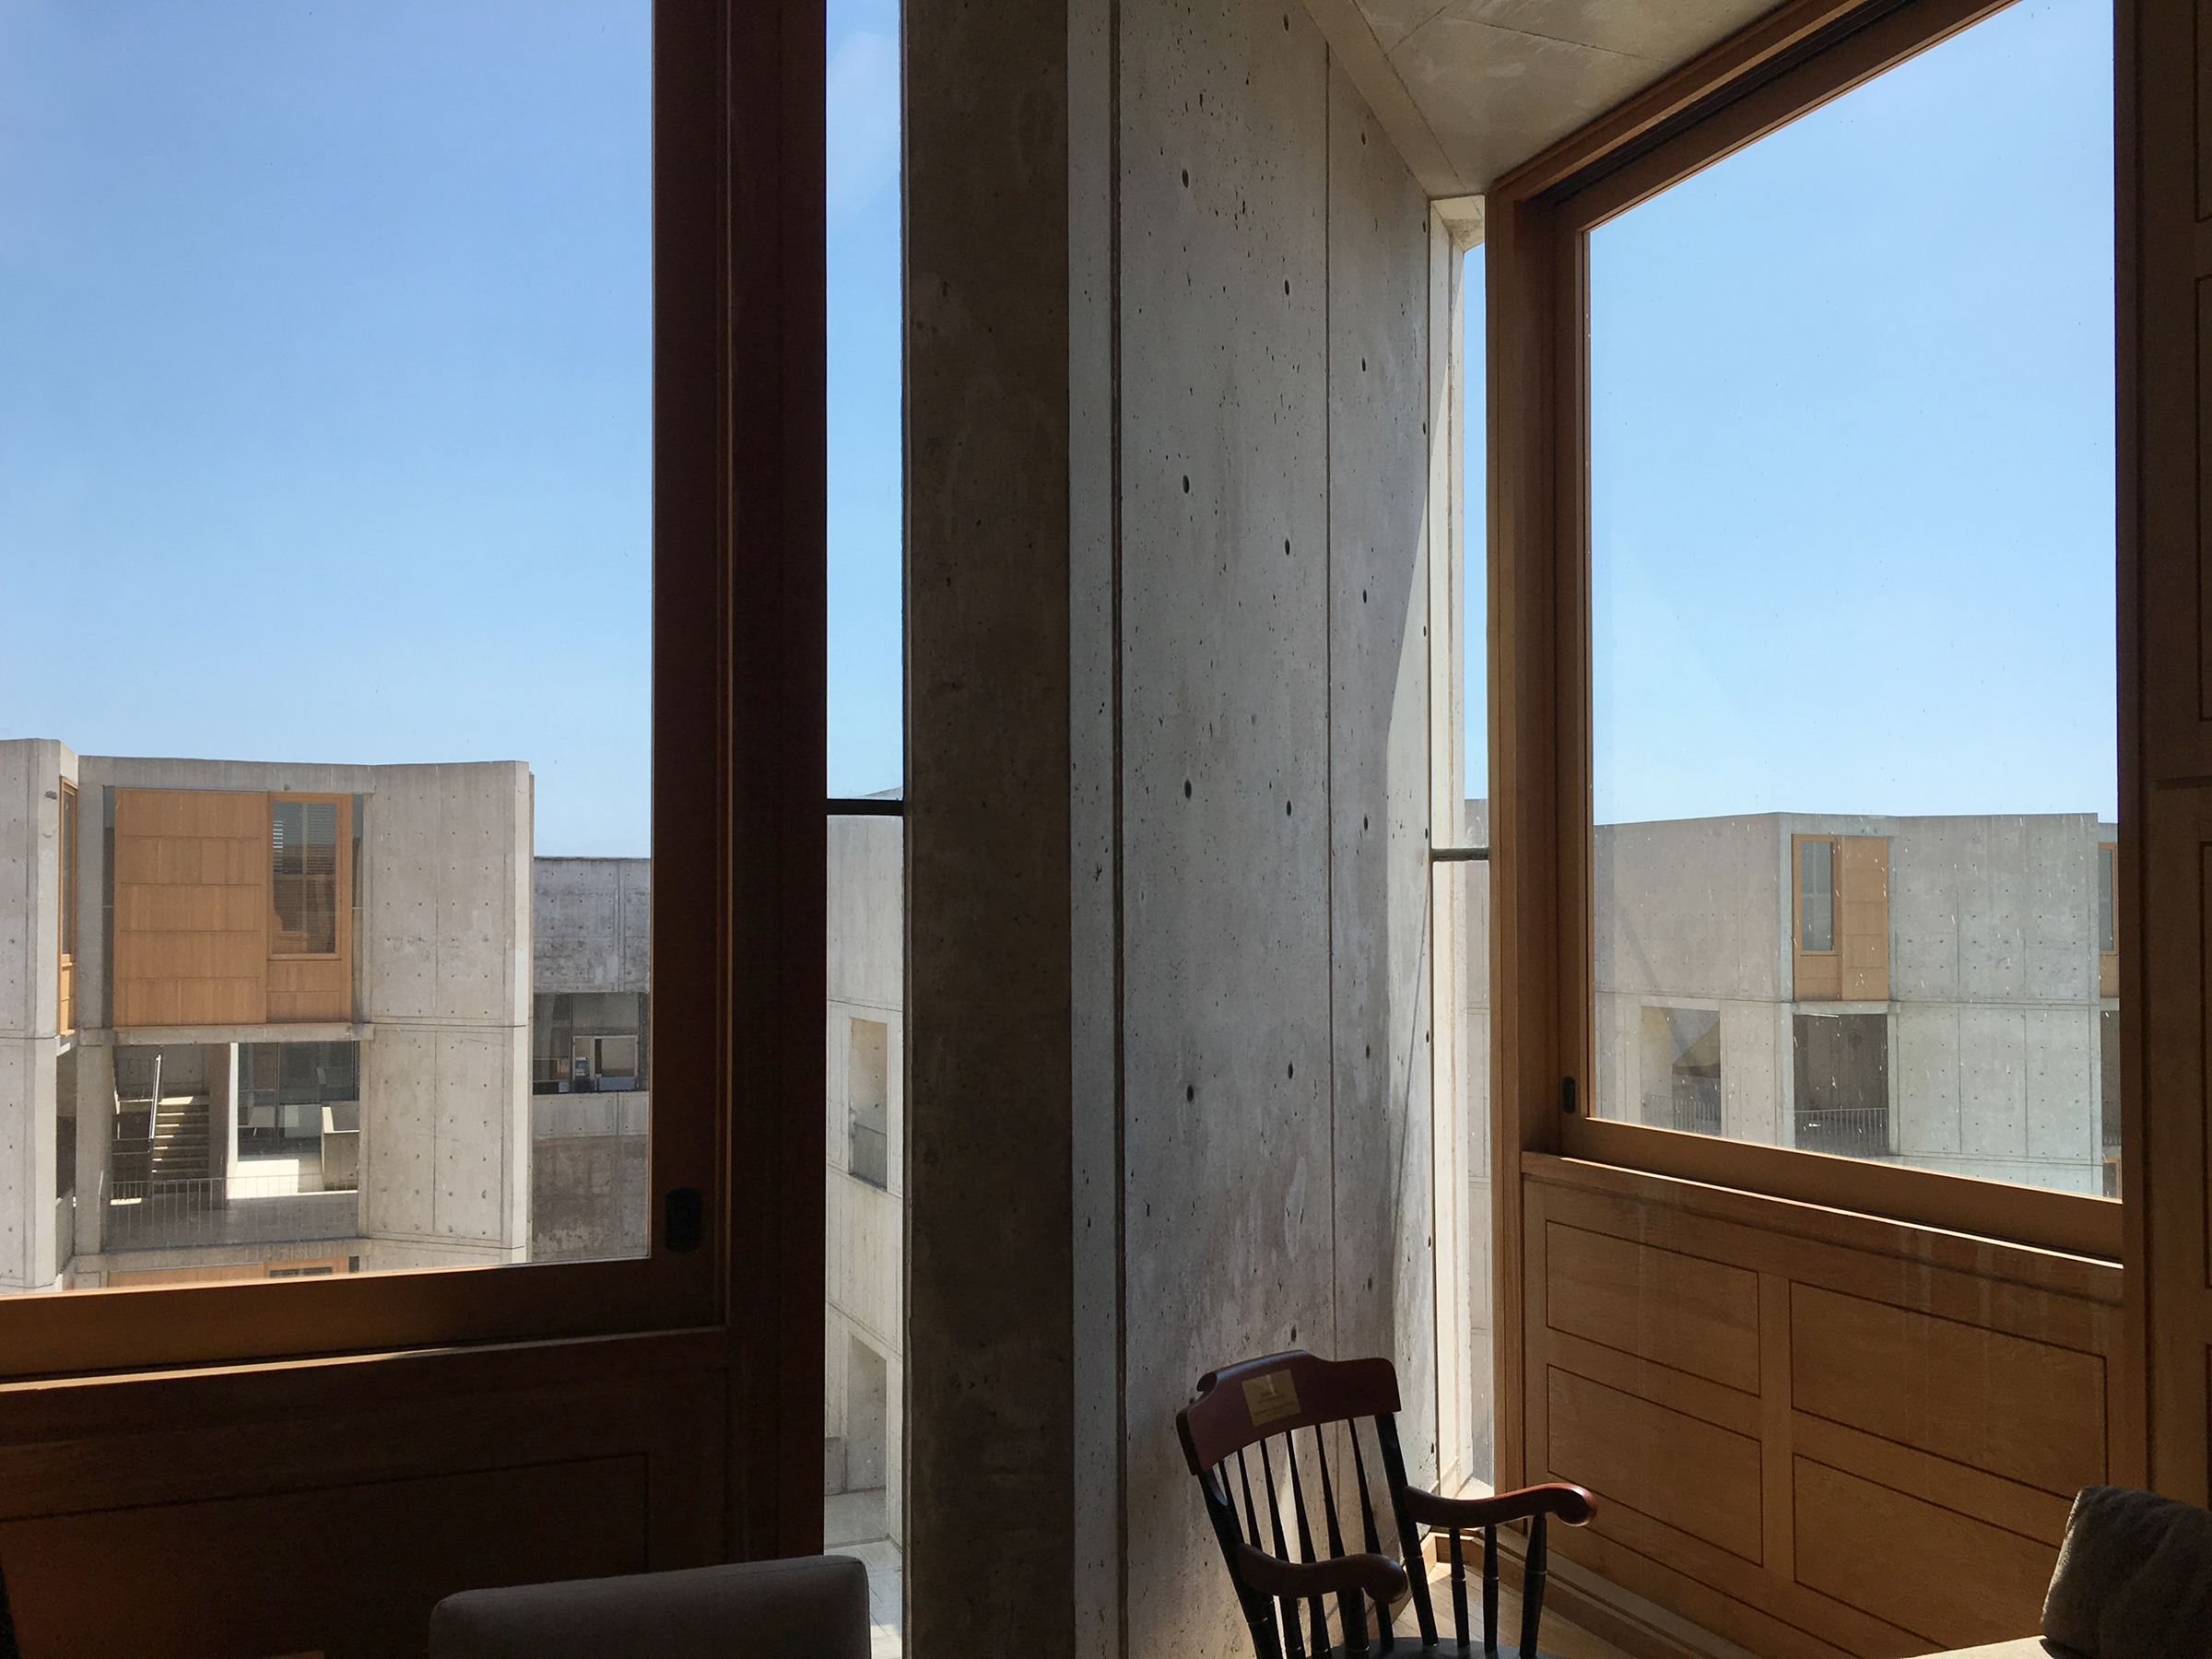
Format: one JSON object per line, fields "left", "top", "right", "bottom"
{"left": 0, "top": 1333, "right": 732, "bottom": 1659}
{"left": 1791, "top": 1283, "right": 2106, "bottom": 1497}
{"left": 1793, "top": 1459, "right": 2054, "bottom": 1652}
{"left": 1524, "top": 1158, "right": 2116, "bottom": 1658}
{"left": 3, "top": 1456, "right": 647, "bottom": 1659}
{"left": 1546, "top": 1221, "right": 1760, "bottom": 1393}
{"left": 1546, "top": 1367, "right": 1765, "bottom": 1561}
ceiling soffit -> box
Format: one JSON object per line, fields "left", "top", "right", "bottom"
{"left": 1304, "top": 0, "right": 1786, "bottom": 199}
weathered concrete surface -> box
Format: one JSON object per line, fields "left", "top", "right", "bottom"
{"left": 0, "top": 740, "right": 72, "bottom": 1290}
{"left": 910, "top": 2, "right": 1440, "bottom": 1653}
{"left": 1588, "top": 810, "right": 2116, "bottom": 1193}
{"left": 533, "top": 857, "right": 651, "bottom": 994}
{"left": 529, "top": 1128, "right": 648, "bottom": 1261}
{"left": 905, "top": 0, "right": 1075, "bottom": 1643}
{"left": 359, "top": 762, "right": 534, "bottom": 1266}
{"left": 826, "top": 814, "right": 904, "bottom": 1547}
{"left": 1310, "top": 0, "right": 1780, "bottom": 195}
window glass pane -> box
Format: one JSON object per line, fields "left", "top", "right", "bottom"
{"left": 1588, "top": 0, "right": 2116, "bottom": 1197}
{"left": 0, "top": 2, "right": 653, "bottom": 1293}
{"left": 824, "top": 0, "right": 904, "bottom": 1641}
{"left": 1799, "top": 839, "right": 1834, "bottom": 953}
{"left": 1453, "top": 242, "right": 1495, "bottom": 1493}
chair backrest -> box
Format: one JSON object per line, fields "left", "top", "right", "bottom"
{"left": 1179, "top": 1350, "right": 1578, "bottom": 1659}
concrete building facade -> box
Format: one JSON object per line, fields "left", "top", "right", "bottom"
{"left": 1589, "top": 810, "right": 2123, "bottom": 1195}
{"left": 530, "top": 856, "right": 652, "bottom": 1263}
{"left": 824, "top": 811, "right": 903, "bottom": 1553}
{"left": 0, "top": 738, "right": 663, "bottom": 1292}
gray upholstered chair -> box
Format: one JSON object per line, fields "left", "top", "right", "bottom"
{"left": 428, "top": 1555, "right": 870, "bottom": 1659}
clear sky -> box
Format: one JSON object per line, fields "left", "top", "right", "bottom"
{"left": 1584, "top": 0, "right": 2115, "bottom": 825}
{"left": 0, "top": 0, "right": 2112, "bottom": 851}
{"left": 0, "top": 0, "right": 654, "bottom": 854}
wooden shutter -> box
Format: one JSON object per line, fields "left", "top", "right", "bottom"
{"left": 112, "top": 789, "right": 267, "bottom": 1029}
{"left": 1837, "top": 835, "right": 1889, "bottom": 1002}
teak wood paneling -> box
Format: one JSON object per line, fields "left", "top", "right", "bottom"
{"left": 1790, "top": 836, "right": 1888, "bottom": 1004}
{"left": 1836, "top": 837, "right": 1888, "bottom": 1003}
{"left": 113, "top": 788, "right": 269, "bottom": 1029}
{"left": 1524, "top": 1156, "right": 2119, "bottom": 1659}
{"left": 114, "top": 789, "right": 355, "bottom": 1029}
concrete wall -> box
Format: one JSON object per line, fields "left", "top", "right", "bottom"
{"left": 1096, "top": 18, "right": 1436, "bottom": 1659}
{"left": 1587, "top": 810, "right": 2113, "bottom": 1191}
{"left": 0, "top": 740, "right": 73, "bottom": 1291}
{"left": 358, "top": 762, "right": 534, "bottom": 1268}
{"left": 533, "top": 857, "right": 650, "bottom": 994}
{"left": 908, "top": 0, "right": 1441, "bottom": 1650}
{"left": 527, "top": 855, "right": 652, "bottom": 1263}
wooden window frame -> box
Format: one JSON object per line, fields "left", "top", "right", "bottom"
{"left": 265, "top": 793, "right": 352, "bottom": 965}
{"left": 0, "top": 4, "right": 829, "bottom": 1559}
{"left": 1486, "top": 0, "right": 2121, "bottom": 1272}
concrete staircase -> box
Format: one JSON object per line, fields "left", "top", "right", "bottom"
{"left": 147, "top": 1094, "right": 214, "bottom": 1183}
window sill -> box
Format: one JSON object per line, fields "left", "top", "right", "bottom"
{"left": 1556, "top": 1115, "right": 2121, "bottom": 1263}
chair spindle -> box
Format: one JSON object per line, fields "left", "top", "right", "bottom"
{"left": 1516, "top": 1514, "right": 1548, "bottom": 1659}
{"left": 1310, "top": 1425, "right": 1366, "bottom": 1654}
{"left": 1447, "top": 1527, "right": 1469, "bottom": 1650}
{"left": 1481, "top": 1526, "right": 1499, "bottom": 1656}
{"left": 1347, "top": 1423, "right": 1392, "bottom": 1651}
{"left": 1279, "top": 1433, "right": 1330, "bottom": 1657}
{"left": 1253, "top": 1439, "right": 1308, "bottom": 1659}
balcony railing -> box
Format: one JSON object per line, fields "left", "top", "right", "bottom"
{"left": 1794, "top": 1106, "right": 1891, "bottom": 1159}
{"left": 104, "top": 1177, "right": 359, "bottom": 1253}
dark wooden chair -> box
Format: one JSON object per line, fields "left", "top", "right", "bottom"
{"left": 1178, "top": 1350, "right": 1594, "bottom": 1659}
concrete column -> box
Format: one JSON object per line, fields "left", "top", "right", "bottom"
{"left": 907, "top": 4, "right": 1441, "bottom": 1654}
{"left": 74, "top": 1040, "right": 112, "bottom": 1258}
{"left": 0, "top": 740, "right": 69, "bottom": 1292}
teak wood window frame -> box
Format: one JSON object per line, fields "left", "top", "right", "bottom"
{"left": 0, "top": 0, "right": 829, "bottom": 1521}
{"left": 1487, "top": 0, "right": 2122, "bottom": 1269}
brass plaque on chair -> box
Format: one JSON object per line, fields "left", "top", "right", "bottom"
{"left": 1242, "top": 1371, "right": 1301, "bottom": 1427}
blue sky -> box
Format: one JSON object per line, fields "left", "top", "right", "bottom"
{"left": 0, "top": 0, "right": 2110, "bottom": 851}
{"left": 1584, "top": 0, "right": 2114, "bottom": 824}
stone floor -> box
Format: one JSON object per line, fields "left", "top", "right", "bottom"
{"left": 827, "top": 1535, "right": 902, "bottom": 1658}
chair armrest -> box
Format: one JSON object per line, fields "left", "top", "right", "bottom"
{"left": 1403, "top": 1481, "right": 1595, "bottom": 1531}
{"left": 1232, "top": 1541, "right": 1408, "bottom": 1606}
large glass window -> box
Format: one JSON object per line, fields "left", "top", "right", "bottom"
{"left": 1587, "top": 0, "right": 2115, "bottom": 1198}
{"left": 269, "top": 800, "right": 339, "bottom": 956}
{"left": 0, "top": 2, "right": 655, "bottom": 1296}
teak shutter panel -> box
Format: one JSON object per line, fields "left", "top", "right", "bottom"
{"left": 112, "top": 788, "right": 268, "bottom": 1029}
{"left": 1838, "top": 835, "right": 1889, "bottom": 1003}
